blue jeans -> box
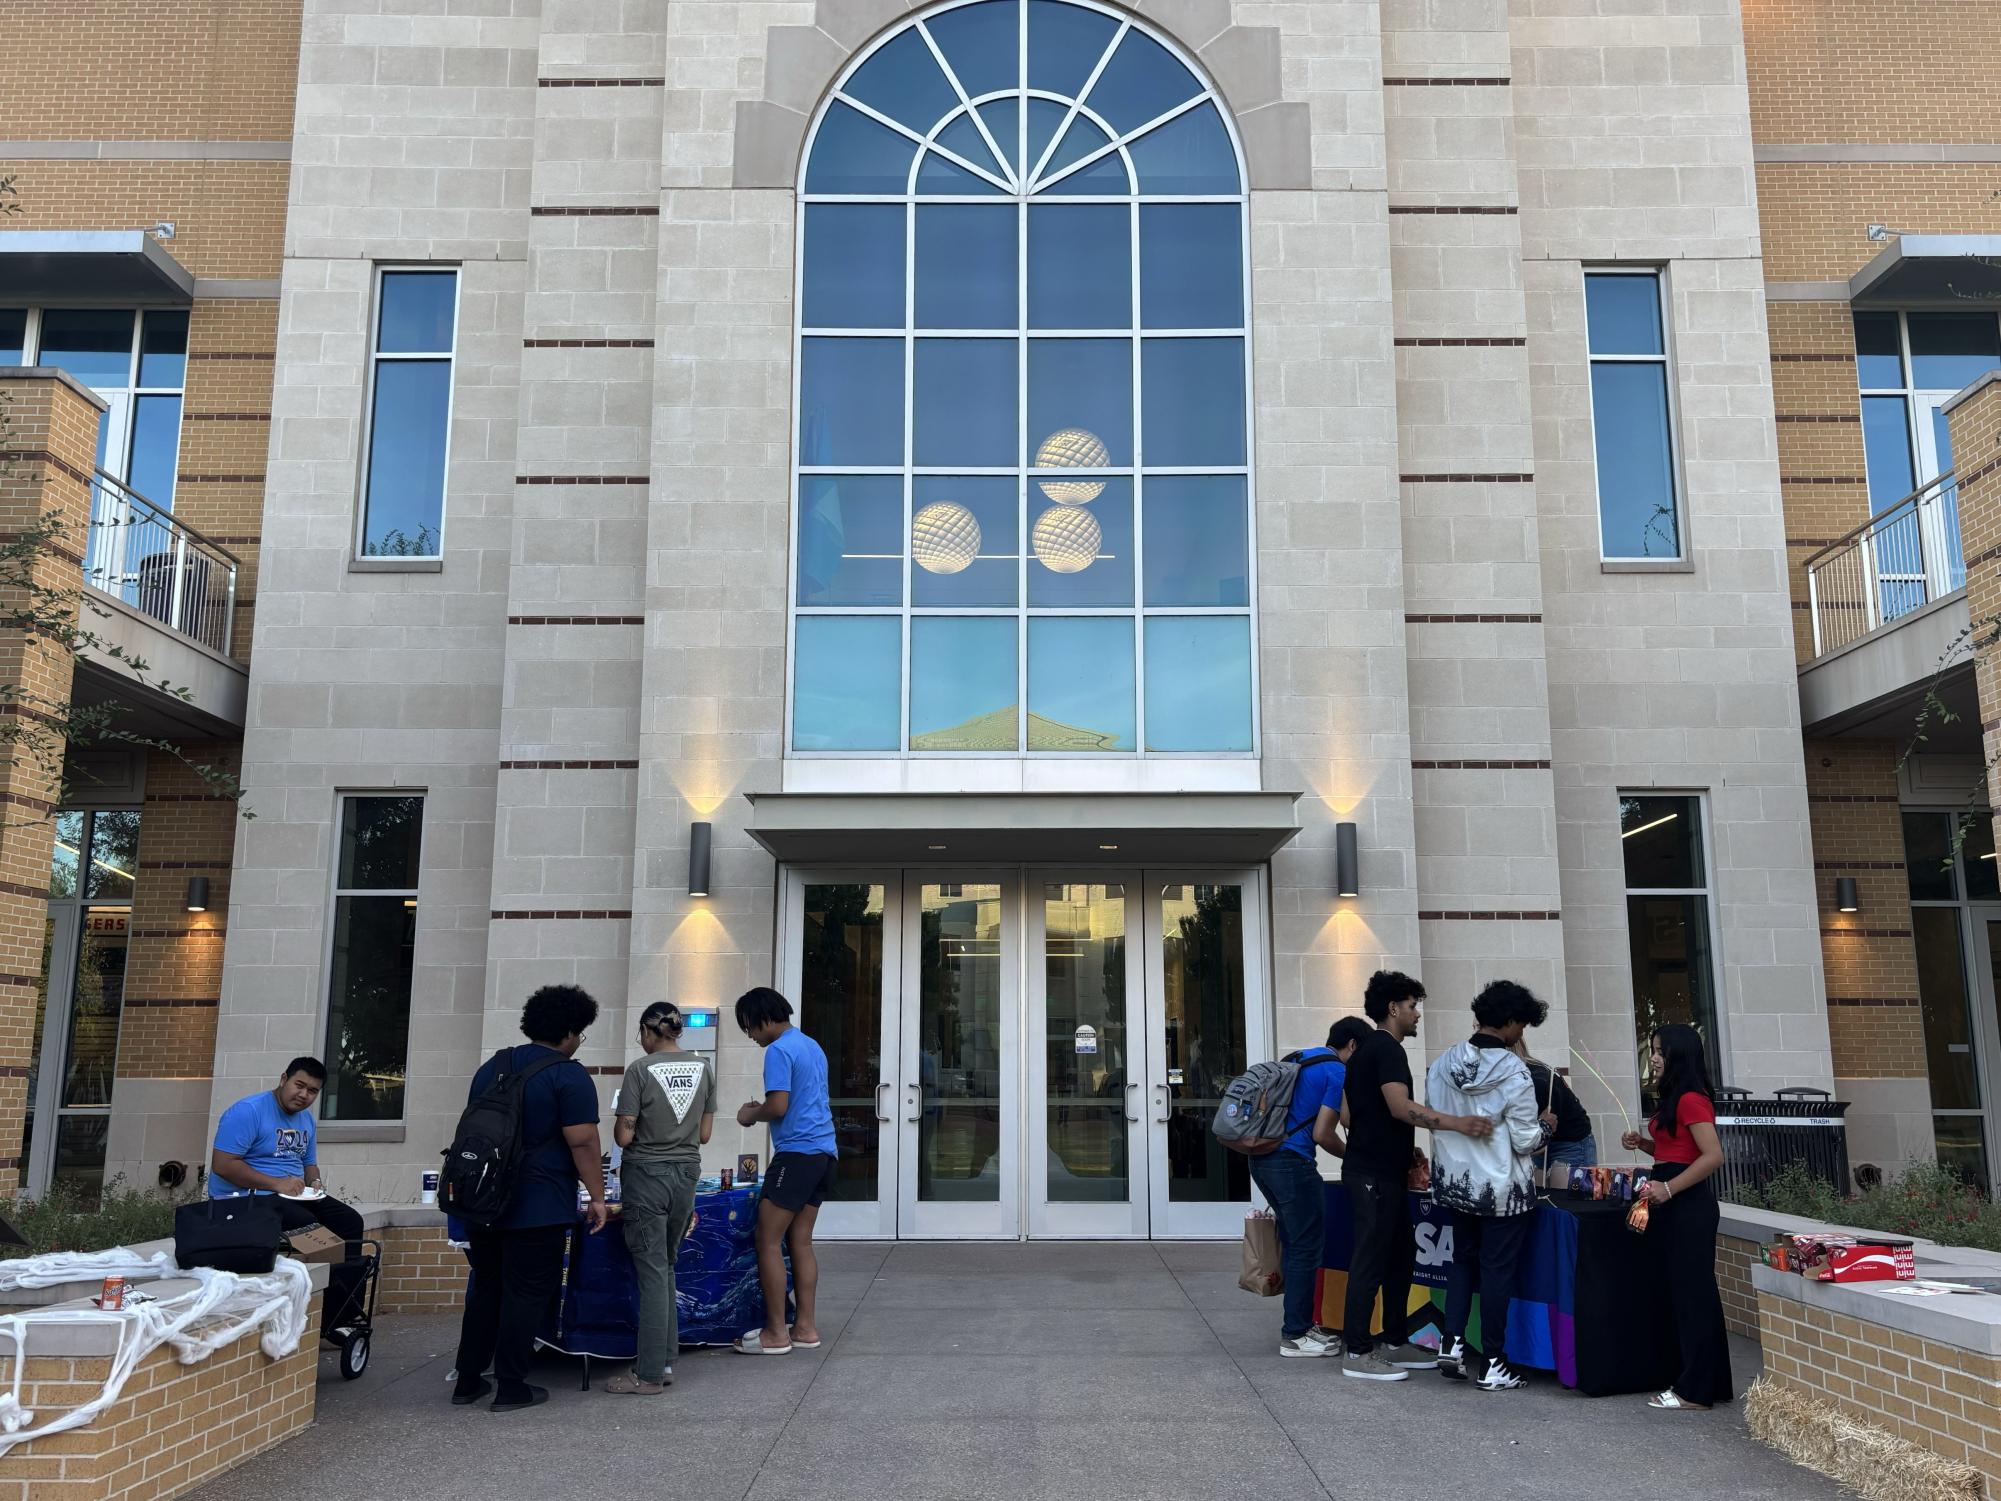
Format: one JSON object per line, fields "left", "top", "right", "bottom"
{"left": 1546, "top": 1136, "right": 1598, "bottom": 1172}
{"left": 1249, "top": 1150, "right": 1325, "bottom": 1340}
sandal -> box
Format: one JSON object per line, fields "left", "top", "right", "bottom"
{"left": 789, "top": 1328, "right": 822, "bottom": 1350}
{"left": 1648, "top": 1389, "right": 1710, "bottom": 1411}
{"left": 604, "top": 1371, "right": 669, "bottom": 1394}
{"left": 733, "top": 1329, "right": 793, "bottom": 1356}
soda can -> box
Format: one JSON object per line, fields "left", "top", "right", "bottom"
{"left": 720, "top": 1167, "right": 734, "bottom": 1190}
{"left": 1611, "top": 1170, "right": 1631, "bottom": 1201}
{"left": 99, "top": 1275, "right": 125, "bottom": 1311}
{"left": 1569, "top": 1166, "right": 1591, "bottom": 1194}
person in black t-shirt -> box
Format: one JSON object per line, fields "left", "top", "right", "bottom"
{"left": 1338, "top": 970, "right": 1494, "bottom": 1382}
{"left": 1514, "top": 1039, "right": 1596, "bottom": 1173}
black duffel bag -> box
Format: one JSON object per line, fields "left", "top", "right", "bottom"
{"left": 174, "top": 1196, "right": 283, "bottom": 1274}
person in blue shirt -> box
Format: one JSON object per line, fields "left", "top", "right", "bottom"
{"left": 1247, "top": 1018, "right": 1370, "bottom": 1359}
{"left": 210, "top": 1055, "right": 363, "bottom": 1252}
{"left": 731, "top": 986, "right": 835, "bottom": 1357}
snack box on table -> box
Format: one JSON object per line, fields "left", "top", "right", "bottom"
{"left": 1762, "top": 1233, "right": 1915, "bottom": 1283}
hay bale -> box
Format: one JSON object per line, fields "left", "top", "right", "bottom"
{"left": 1744, "top": 1377, "right": 1983, "bottom": 1501}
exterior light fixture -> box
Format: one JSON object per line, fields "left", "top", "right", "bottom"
{"left": 912, "top": 501, "right": 981, "bottom": 574}
{"left": 1031, "top": 505, "right": 1100, "bottom": 572}
{"left": 1336, "top": 823, "right": 1359, "bottom": 898}
{"left": 1034, "top": 427, "right": 1109, "bottom": 503}
{"left": 1835, "top": 877, "right": 1859, "bottom": 914}
{"left": 185, "top": 876, "right": 209, "bottom": 913}
{"left": 688, "top": 822, "right": 712, "bottom": 898}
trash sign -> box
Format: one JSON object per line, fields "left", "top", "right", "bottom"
{"left": 1074, "top": 1024, "right": 1098, "bottom": 1055}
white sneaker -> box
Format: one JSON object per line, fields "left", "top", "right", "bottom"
{"left": 1475, "top": 1357, "right": 1526, "bottom": 1392}
{"left": 1437, "top": 1337, "right": 1468, "bottom": 1380}
{"left": 1279, "top": 1326, "right": 1341, "bottom": 1358}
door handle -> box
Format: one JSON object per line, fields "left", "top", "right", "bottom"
{"left": 1154, "top": 1083, "right": 1170, "bottom": 1125}
{"left": 1125, "top": 1081, "right": 1141, "bottom": 1123}
{"left": 905, "top": 1081, "right": 922, "bottom": 1123}
{"left": 874, "top": 1082, "right": 892, "bottom": 1123}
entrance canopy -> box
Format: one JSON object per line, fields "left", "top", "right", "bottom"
{"left": 744, "top": 791, "right": 1301, "bottom": 864}
{"left": 1850, "top": 235, "right": 2001, "bottom": 305}
{"left": 0, "top": 230, "right": 194, "bottom": 303}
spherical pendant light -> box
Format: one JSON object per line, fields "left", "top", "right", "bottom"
{"left": 1032, "top": 505, "right": 1101, "bottom": 573}
{"left": 1034, "top": 427, "right": 1110, "bottom": 504}
{"left": 912, "top": 501, "right": 982, "bottom": 574}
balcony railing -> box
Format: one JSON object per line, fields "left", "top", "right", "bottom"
{"left": 84, "top": 470, "right": 240, "bottom": 658}
{"left": 1803, "top": 470, "right": 1964, "bottom": 658}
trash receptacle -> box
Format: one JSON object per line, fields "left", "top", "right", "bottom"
{"left": 1711, "top": 1086, "right": 1850, "bottom": 1201}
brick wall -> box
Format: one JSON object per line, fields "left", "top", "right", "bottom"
{"left": 1757, "top": 1280, "right": 2001, "bottom": 1487}
{"left": 1717, "top": 1233, "right": 1761, "bottom": 1341}
{"left": 0, "top": 1291, "right": 320, "bottom": 1501}
{"left": 374, "top": 1223, "right": 464, "bottom": 1314}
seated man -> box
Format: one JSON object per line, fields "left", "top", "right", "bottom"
{"left": 210, "top": 1056, "right": 366, "bottom": 1287}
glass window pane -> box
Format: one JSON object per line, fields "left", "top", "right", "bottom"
{"left": 85, "top": 810, "right": 140, "bottom": 900}
{"left": 917, "top": 152, "right": 1006, "bottom": 195}
{"left": 798, "top": 883, "right": 889, "bottom": 1202}
{"left": 1029, "top": 205, "right": 1130, "bottom": 330}
{"left": 1140, "top": 205, "right": 1241, "bottom": 329}
{"left": 62, "top": 919, "right": 127, "bottom": 1108}
{"left": 1854, "top": 310, "right": 1903, "bottom": 389}
{"left": 1159, "top": 882, "right": 1250, "bottom": 1203}
{"left": 807, "top": 101, "right": 921, "bottom": 194}
{"left": 37, "top": 309, "right": 134, "bottom": 389}
{"left": 1043, "top": 153, "right": 1132, "bottom": 197}
{"left": 1029, "top": 480, "right": 1132, "bottom": 607}
{"left": 377, "top": 271, "right": 455, "bottom": 354}
{"left": 1963, "top": 815, "right": 1999, "bottom": 900}
{"left": 1908, "top": 313, "right": 2001, "bottom": 392}
{"left": 338, "top": 795, "right": 424, "bottom": 889}
{"left": 1584, "top": 274, "right": 1664, "bottom": 356}
{"left": 137, "top": 310, "right": 188, "bottom": 388}
{"left": 1043, "top": 113, "right": 1113, "bottom": 180}
{"left": 1862, "top": 394, "right": 1915, "bottom": 507}
{"left": 1128, "top": 103, "right": 1239, "bottom": 195}
{"left": 1028, "top": 0, "right": 1119, "bottom": 97}
{"left": 127, "top": 395, "right": 180, "bottom": 509}
{"left": 928, "top": 0, "right": 1020, "bottom": 101}
{"left": 362, "top": 360, "right": 450, "bottom": 555}
{"left": 1144, "top": 615, "right": 1251, "bottom": 751}
{"left": 323, "top": 894, "right": 416, "bottom": 1121}
{"left": 1620, "top": 794, "right": 1704, "bottom": 888}
{"left": 1591, "top": 361, "right": 1679, "bottom": 558}
{"left": 1627, "top": 891, "right": 1721, "bottom": 1093}
{"left": 1029, "top": 617, "right": 1134, "bottom": 751}
{"left": 979, "top": 99, "right": 1020, "bottom": 176}
{"left": 917, "top": 205, "right": 1017, "bottom": 329}
{"left": 1026, "top": 97, "right": 1069, "bottom": 177}
{"left": 797, "top": 475, "right": 903, "bottom": 607}
{"left": 50, "top": 810, "right": 84, "bottom": 898}
{"left": 0, "top": 309, "right": 24, "bottom": 365}
{"left": 803, "top": 205, "right": 905, "bottom": 328}
{"left": 916, "top": 883, "right": 1004, "bottom": 1200}
{"left": 1142, "top": 338, "right": 1245, "bottom": 465}
{"left": 52, "top": 1116, "right": 110, "bottom": 1205}
{"left": 1904, "top": 812, "right": 1958, "bottom": 901}
{"left": 844, "top": 26, "right": 958, "bottom": 136}
{"left": 1084, "top": 27, "right": 1202, "bottom": 136}
{"left": 935, "top": 114, "right": 1006, "bottom": 182}
{"left": 1030, "top": 338, "right": 1132, "bottom": 466}
{"left": 910, "top": 616, "right": 1018, "bottom": 750}
{"left": 1142, "top": 475, "right": 1248, "bottom": 606}
{"left": 1933, "top": 1114, "right": 1987, "bottom": 1189}
{"left": 794, "top": 616, "right": 902, "bottom": 751}
{"left": 912, "top": 476, "right": 1016, "bottom": 607}
{"left": 800, "top": 337, "right": 904, "bottom": 467}
{"left": 1044, "top": 882, "right": 1131, "bottom": 1197}
{"left": 914, "top": 339, "right": 1017, "bottom": 466}
{"left": 1915, "top": 906, "right": 1977, "bottom": 1109}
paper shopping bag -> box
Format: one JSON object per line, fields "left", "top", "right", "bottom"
{"left": 1239, "top": 1211, "right": 1283, "bottom": 1296}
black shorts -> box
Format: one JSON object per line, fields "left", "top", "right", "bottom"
{"left": 763, "top": 1152, "right": 837, "bottom": 1212}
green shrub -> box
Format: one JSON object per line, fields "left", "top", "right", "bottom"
{"left": 1, "top": 1177, "right": 200, "bottom": 1261}
{"left": 1757, "top": 1158, "right": 2001, "bottom": 1252}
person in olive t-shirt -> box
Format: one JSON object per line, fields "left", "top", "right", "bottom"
{"left": 605, "top": 1001, "right": 717, "bottom": 1395}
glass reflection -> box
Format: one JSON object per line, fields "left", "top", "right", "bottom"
{"left": 844, "top": 26, "right": 958, "bottom": 135}
{"left": 1028, "top": 0, "right": 1118, "bottom": 97}
{"left": 910, "top": 616, "right": 1017, "bottom": 750}
{"left": 806, "top": 102, "right": 919, "bottom": 194}
{"left": 1141, "top": 338, "right": 1246, "bottom": 465}
{"left": 1915, "top": 907, "right": 1977, "bottom": 1111}
{"left": 128, "top": 395, "right": 181, "bottom": 511}
{"left": 1585, "top": 274, "right": 1665, "bottom": 357}
{"left": 1140, "top": 205, "right": 1242, "bottom": 328}
{"left": 1029, "top": 339, "right": 1132, "bottom": 463}
{"left": 138, "top": 311, "right": 189, "bottom": 388}
{"left": 1142, "top": 476, "right": 1248, "bottom": 606}
{"left": 1128, "top": 103, "right": 1239, "bottom": 194}
{"left": 1028, "top": 617, "right": 1134, "bottom": 750}
{"left": 1028, "top": 483, "right": 1132, "bottom": 608}
{"left": 799, "top": 884, "right": 887, "bottom": 1202}
{"left": 1083, "top": 28, "right": 1201, "bottom": 135}
{"left": 1029, "top": 205, "right": 1130, "bottom": 329}
{"left": 85, "top": 811, "right": 140, "bottom": 900}
{"left": 793, "top": 616, "right": 902, "bottom": 750}
{"left": 1045, "top": 883, "right": 1130, "bottom": 1201}
{"left": 912, "top": 476, "right": 1016, "bottom": 607}
{"left": 1159, "top": 883, "right": 1249, "bottom": 1203}
{"left": 63, "top": 912, "right": 128, "bottom": 1109}
{"left": 0, "top": 309, "right": 24, "bottom": 366}
{"left": 797, "top": 475, "right": 903, "bottom": 607}
{"left": 918, "top": 883, "right": 1004, "bottom": 1202}
{"left": 804, "top": 205, "right": 905, "bottom": 328}
{"left": 918, "top": 154, "right": 1005, "bottom": 195}
{"left": 1590, "top": 361, "right": 1678, "bottom": 557}
{"left": 1042, "top": 154, "right": 1132, "bottom": 196}
{"left": 800, "top": 338, "right": 904, "bottom": 466}
{"left": 914, "top": 339, "right": 1017, "bottom": 466}
{"left": 362, "top": 361, "right": 450, "bottom": 555}
{"left": 1909, "top": 313, "right": 2001, "bottom": 392}
{"left": 917, "top": 205, "right": 1017, "bottom": 329}
{"left": 1854, "top": 311, "right": 1903, "bottom": 389}
{"left": 1862, "top": 394, "right": 1915, "bottom": 507}
{"left": 1144, "top": 616, "right": 1252, "bottom": 752}
{"left": 49, "top": 810, "right": 84, "bottom": 898}
{"left": 38, "top": 310, "right": 133, "bottom": 389}
{"left": 378, "top": 272, "right": 455, "bottom": 354}
{"left": 928, "top": 0, "right": 1018, "bottom": 100}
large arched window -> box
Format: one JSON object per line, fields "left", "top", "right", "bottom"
{"left": 789, "top": 0, "right": 1253, "bottom": 756}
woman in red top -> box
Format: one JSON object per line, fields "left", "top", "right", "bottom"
{"left": 1620, "top": 1023, "right": 1732, "bottom": 1411}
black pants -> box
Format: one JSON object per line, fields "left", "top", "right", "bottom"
{"left": 1655, "top": 1165, "right": 1733, "bottom": 1405}
{"left": 1342, "top": 1171, "right": 1415, "bottom": 1354}
{"left": 275, "top": 1194, "right": 367, "bottom": 1330}
{"left": 1443, "top": 1209, "right": 1532, "bottom": 1373}
{"left": 455, "top": 1224, "right": 569, "bottom": 1401}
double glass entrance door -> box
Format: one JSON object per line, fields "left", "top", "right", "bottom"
{"left": 779, "top": 869, "right": 1268, "bottom": 1240}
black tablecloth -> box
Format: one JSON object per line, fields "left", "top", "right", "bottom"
{"left": 1551, "top": 1190, "right": 1679, "bottom": 1397}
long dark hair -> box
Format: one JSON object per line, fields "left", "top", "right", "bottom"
{"left": 1651, "top": 1024, "right": 1714, "bottom": 1139}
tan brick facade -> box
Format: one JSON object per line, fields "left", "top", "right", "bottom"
{"left": 373, "top": 1224, "right": 464, "bottom": 1315}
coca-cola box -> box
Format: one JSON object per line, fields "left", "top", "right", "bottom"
{"left": 1813, "top": 1240, "right": 1917, "bottom": 1284}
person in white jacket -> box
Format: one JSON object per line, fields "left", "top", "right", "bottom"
{"left": 1424, "top": 980, "right": 1554, "bottom": 1392}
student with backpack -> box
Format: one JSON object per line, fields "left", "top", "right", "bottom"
{"left": 1241, "top": 1017, "right": 1370, "bottom": 1357}
{"left": 448, "top": 985, "right": 606, "bottom": 1413}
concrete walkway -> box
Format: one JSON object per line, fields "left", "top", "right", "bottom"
{"left": 190, "top": 1242, "right": 1843, "bottom": 1501}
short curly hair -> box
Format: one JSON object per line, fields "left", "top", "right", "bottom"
{"left": 1471, "top": 979, "right": 1548, "bottom": 1032}
{"left": 520, "top": 984, "right": 598, "bottom": 1045}
{"left": 1363, "top": 970, "right": 1425, "bottom": 1023}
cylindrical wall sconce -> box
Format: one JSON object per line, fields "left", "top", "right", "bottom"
{"left": 1835, "top": 876, "right": 1859, "bottom": 914}
{"left": 688, "top": 821, "right": 712, "bottom": 898}
{"left": 185, "top": 876, "right": 209, "bottom": 913}
{"left": 1335, "top": 822, "right": 1359, "bottom": 898}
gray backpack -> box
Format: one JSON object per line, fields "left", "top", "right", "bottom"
{"left": 1212, "top": 1051, "right": 1336, "bottom": 1156}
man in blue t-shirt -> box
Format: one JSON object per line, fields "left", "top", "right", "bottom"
{"left": 731, "top": 986, "right": 836, "bottom": 1357}
{"left": 1247, "top": 1018, "right": 1372, "bottom": 1359}
{"left": 210, "top": 1056, "right": 364, "bottom": 1253}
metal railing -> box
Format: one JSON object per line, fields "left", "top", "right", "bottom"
{"left": 84, "top": 469, "right": 240, "bottom": 658}
{"left": 1803, "top": 469, "right": 1964, "bottom": 658}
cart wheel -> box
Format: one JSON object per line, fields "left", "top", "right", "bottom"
{"left": 339, "top": 1331, "right": 370, "bottom": 1380}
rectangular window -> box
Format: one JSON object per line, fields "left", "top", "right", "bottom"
{"left": 1620, "top": 793, "right": 1721, "bottom": 1099}
{"left": 359, "top": 269, "right": 457, "bottom": 559}
{"left": 0, "top": 307, "right": 188, "bottom": 503}
{"left": 1586, "top": 271, "right": 1683, "bottom": 561}
{"left": 322, "top": 794, "right": 423, "bottom": 1121}
{"left": 1902, "top": 809, "right": 1998, "bottom": 1186}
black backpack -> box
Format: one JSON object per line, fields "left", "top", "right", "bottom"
{"left": 439, "top": 1047, "right": 566, "bottom": 1227}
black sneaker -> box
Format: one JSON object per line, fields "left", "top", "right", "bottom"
{"left": 491, "top": 1384, "right": 551, "bottom": 1413}
{"left": 1475, "top": 1358, "right": 1526, "bottom": 1392}
{"left": 1437, "top": 1337, "right": 1468, "bottom": 1380}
